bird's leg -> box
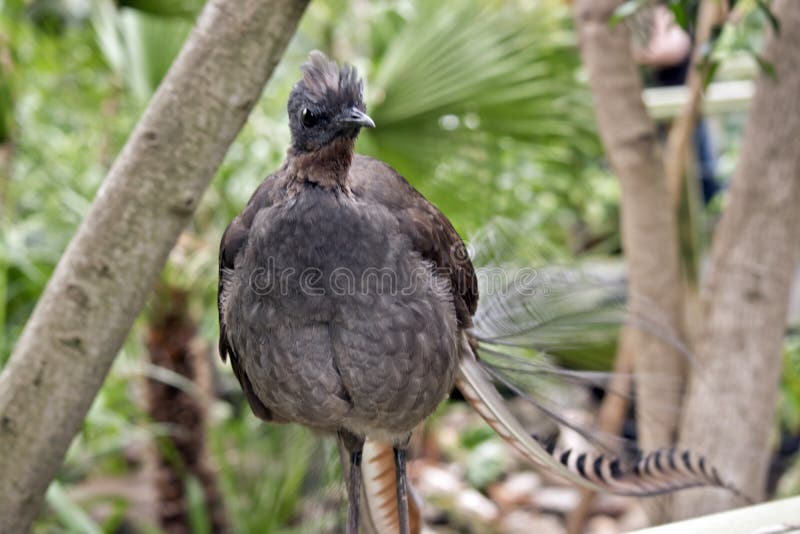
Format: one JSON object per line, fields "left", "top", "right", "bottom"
{"left": 393, "top": 444, "right": 410, "bottom": 534}
{"left": 339, "top": 430, "right": 364, "bottom": 534}
{"left": 348, "top": 448, "right": 363, "bottom": 534}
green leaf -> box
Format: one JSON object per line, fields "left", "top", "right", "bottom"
{"left": 668, "top": 1, "right": 689, "bottom": 30}
{"left": 702, "top": 58, "right": 721, "bottom": 89}
{"left": 460, "top": 425, "right": 496, "bottom": 450}
{"left": 754, "top": 53, "right": 777, "bottom": 79}
{"left": 92, "top": 1, "right": 191, "bottom": 101}
{"left": 610, "top": 0, "right": 647, "bottom": 27}
{"left": 117, "top": 0, "right": 202, "bottom": 18}
{"left": 359, "top": 0, "right": 601, "bottom": 235}
{"left": 756, "top": 0, "right": 781, "bottom": 35}
{"left": 45, "top": 481, "right": 102, "bottom": 534}
{"left": 185, "top": 475, "right": 212, "bottom": 534}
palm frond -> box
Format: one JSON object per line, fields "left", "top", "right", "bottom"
{"left": 358, "top": 0, "right": 599, "bottom": 193}
{"left": 92, "top": 0, "right": 191, "bottom": 101}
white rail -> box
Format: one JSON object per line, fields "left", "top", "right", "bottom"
{"left": 631, "top": 496, "right": 800, "bottom": 534}
{"left": 643, "top": 54, "right": 757, "bottom": 119}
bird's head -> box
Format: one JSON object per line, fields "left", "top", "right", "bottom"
{"left": 287, "top": 51, "right": 374, "bottom": 154}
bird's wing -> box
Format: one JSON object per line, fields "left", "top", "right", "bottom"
{"left": 350, "top": 155, "right": 478, "bottom": 328}
{"left": 218, "top": 173, "right": 287, "bottom": 421}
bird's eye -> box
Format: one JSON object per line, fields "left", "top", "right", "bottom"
{"left": 301, "top": 108, "right": 318, "bottom": 128}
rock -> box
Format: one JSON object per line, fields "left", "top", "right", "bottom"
{"left": 617, "top": 502, "right": 650, "bottom": 531}
{"left": 532, "top": 486, "right": 581, "bottom": 513}
{"left": 529, "top": 486, "right": 630, "bottom": 517}
{"left": 488, "top": 471, "right": 542, "bottom": 509}
{"left": 456, "top": 488, "right": 500, "bottom": 524}
{"left": 415, "top": 463, "right": 464, "bottom": 497}
{"left": 500, "top": 511, "right": 566, "bottom": 534}
{"left": 585, "top": 515, "right": 620, "bottom": 534}
{"left": 593, "top": 494, "right": 634, "bottom": 517}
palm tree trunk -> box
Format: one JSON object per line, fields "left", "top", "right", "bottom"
{"left": 673, "top": 0, "right": 800, "bottom": 517}
{"left": 0, "top": 1, "right": 309, "bottom": 530}
{"left": 145, "top": 286, "right": 229, "bottom": 534}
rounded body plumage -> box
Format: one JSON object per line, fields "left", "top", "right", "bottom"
{"left": 224, "top": 185, "right": 459, "bottom": 441}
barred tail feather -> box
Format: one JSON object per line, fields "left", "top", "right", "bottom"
{"left": 361, "top": 440, "right": 422, "bottom": 534}
{"left": 541, "top": 441, "right": 750, "bottom": 500}
{"left": 456, "top": 338, "right": 599, "bottom": 491}
{"left": 457, "top": 334, "right": 747, "bottom": 501}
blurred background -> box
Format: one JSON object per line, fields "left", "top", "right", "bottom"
{"left": 1, "top": 0, "right": 798, "bottom": 532}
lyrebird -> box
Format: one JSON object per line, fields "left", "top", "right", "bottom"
{"left": 217, "top": 51, "right": 741, "bottom": 533}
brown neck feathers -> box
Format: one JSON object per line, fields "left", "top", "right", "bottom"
{"left": 288, "top": 137, "right": 355, "bottom": 191}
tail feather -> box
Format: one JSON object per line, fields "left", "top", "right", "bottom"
{"left": 337, "top": 438, "right": 422, "bottom": 534}
{"left": 456, "top": 341, "right": 598, "bottom": 490}
{"left": 361, "top": 440, "right": 422, "bottom": 534}
{"left": 456, "top": 335, "right": 747, "bottom": 500}
{"left": 541, "top": 442, "right": 748, "bottom": 498}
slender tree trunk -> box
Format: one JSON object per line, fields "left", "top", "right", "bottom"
{"left": 663, "top": 0, "right": 727, "bottom": 207}
{"left": 145, "top": 286, "right": 229, "bottom": 534}
{"left": 0, "top": 0, "right": 309, "bottom": 530}
{"left": 573, "top": 0, "right": 687, "bottom": 453}
{"left": 674, "top": 0, "right": 800, "bottom": 517}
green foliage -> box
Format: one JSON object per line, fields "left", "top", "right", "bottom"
{"left": 185, "top": 475, "right": 212, "bottom": 534}
{"left": 613, "top": 0, "right": 775, "bottom": 87}
{"left": 755, "top": 0, "right": 780, "bottom": 34}
{"left": 116, "top": 0, "right": 202, "bottom": 19}
{"left": 611, "top": 0, "right": 654, "bottom": 27}
{"left": 0, "top": 41, "right": 13, "bottom": 143}
{"left": 210, "top": 416, "right": 340, "bottom": 533}
{"left": 359, "top": 0, "right": 603, "bottom": 236}
{"left": 709, "top": 1, "right": 776, "bottom": 82}
{"left": 464, "top": 438, "right": 511, "bottom": 489}
{"left": 459, "top": 424, "right": 497, "bottom": 450}
{"left": 780, "top": 333, "right": 800, "bottom": 434}
{"left": 43, "top": 482, "right": 103, "bottom": 534}
{"left": 1, "top": 0, "right": 135, "bottom": 363}
{"left": 92, "top": 1, "right": 192, "bottom": 101}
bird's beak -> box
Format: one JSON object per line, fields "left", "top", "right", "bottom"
{"left": 340, "top": 108, "right": 375, "bottom": 129}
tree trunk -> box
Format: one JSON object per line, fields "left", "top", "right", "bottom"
{"left": 573, "top": 0, "right": 687, "bottom": 453}
{"left": 0, "top": 0, "right": 309, "bottom": 530}
{"left": 663, "top": 0, "right": 727, "bottom": 207}
{"left": 673, "top": 0, "right": 800, "bottom": 517}
{"left": 145, "top": 286, "right": 229, "bottom": 534}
